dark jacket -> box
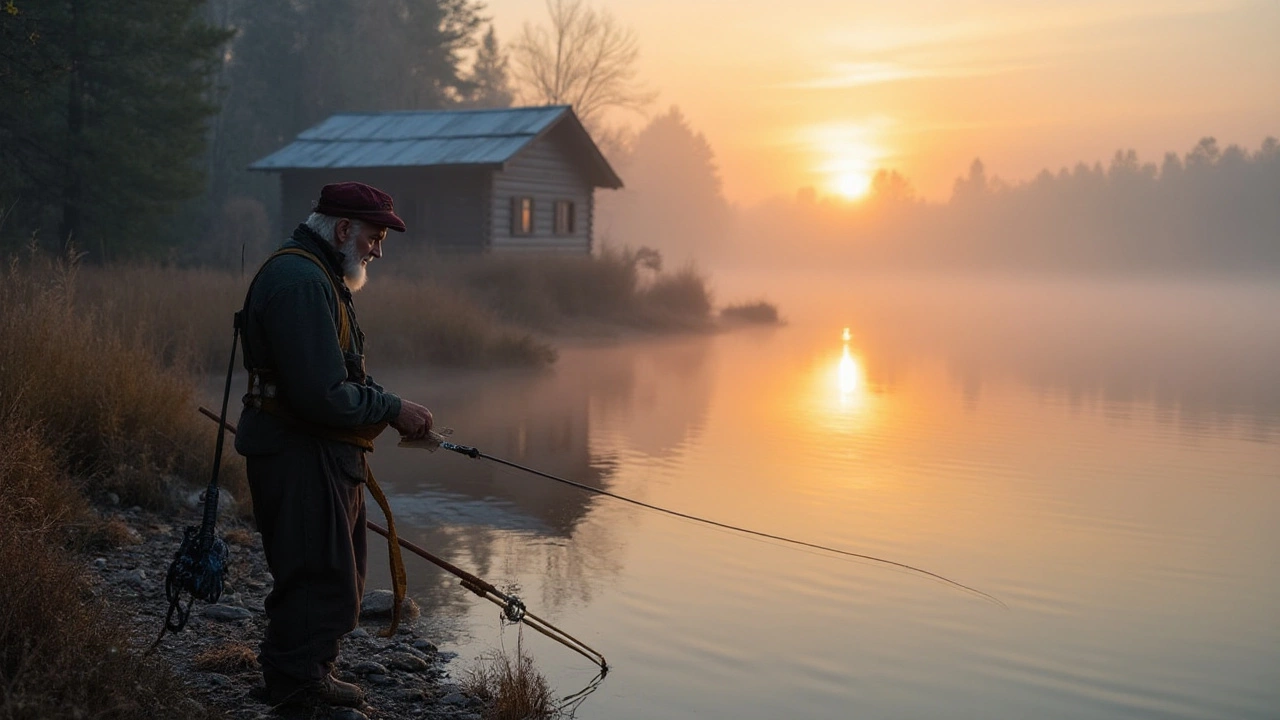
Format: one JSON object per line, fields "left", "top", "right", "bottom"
{"left": 234, "top": 224, "right": 401, "bottom": 456}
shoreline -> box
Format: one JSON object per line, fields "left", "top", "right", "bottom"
{"left": 90, "top": 500, "right": 484, "bottom": 720}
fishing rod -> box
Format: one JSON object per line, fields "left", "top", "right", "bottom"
{"left": 195, "top": 407, "right": 609, "bottom": 672}
{"left": 424, "top": 436, "right": 1006, "bottom": 608}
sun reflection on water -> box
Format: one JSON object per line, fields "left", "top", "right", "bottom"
{"left": 835, "top": 327, "right": 869, "bottom": 415}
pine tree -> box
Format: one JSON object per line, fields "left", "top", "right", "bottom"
{"left": 465, "top": 24, "right": 514, "bottom": 108}
{"left": 0, "top": 0, "right": 231, "bottom": 259}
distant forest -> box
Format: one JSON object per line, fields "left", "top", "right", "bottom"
{"left": 736, "top": 137, "right": 1280, "bottom": 275}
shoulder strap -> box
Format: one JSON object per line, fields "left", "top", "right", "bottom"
{"left": 247, "top": 247, "right": 352, "bottom": 349}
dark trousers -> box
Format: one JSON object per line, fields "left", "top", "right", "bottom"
{"left": 247, "top": 439, "right": 368, "bottom": 686}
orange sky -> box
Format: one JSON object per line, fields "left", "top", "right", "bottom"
{"left": 486, "top": 0, "right": 1280, "bottom": 204}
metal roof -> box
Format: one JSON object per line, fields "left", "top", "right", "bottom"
{"left": 250, "top": 105, "right": 601, "bottom": 172}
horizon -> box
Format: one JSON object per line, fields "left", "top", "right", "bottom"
{"left": 485, "top": 0, "right": 1279, "bottom": 204}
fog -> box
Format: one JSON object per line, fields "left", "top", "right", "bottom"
{"left": 597, "top": 129, "right": 1280, "bottom": 279}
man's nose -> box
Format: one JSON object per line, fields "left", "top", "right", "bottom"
{"left": 370, "top": 241, "right": 383, "bottom": 259}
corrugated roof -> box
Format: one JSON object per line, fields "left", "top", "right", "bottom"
{"left": 249, "top": 105, "right": 571, "bottom": 171}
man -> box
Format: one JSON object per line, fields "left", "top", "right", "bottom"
{"left": 235, "top": 181, "right": 434, "bottom": 709}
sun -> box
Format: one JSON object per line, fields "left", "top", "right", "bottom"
{"left": 835, "top": 172, "right": 872, "bottom": 200}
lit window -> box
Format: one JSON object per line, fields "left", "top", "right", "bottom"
{"left": 553, "top": 200, "right": 576, "bottom": 235}
{"left": 511, "top": 197, "right": 534, "bottom": 235}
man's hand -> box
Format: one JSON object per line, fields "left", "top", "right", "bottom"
{"left": 391, "top": 400, "right": 434, "bottom": 441}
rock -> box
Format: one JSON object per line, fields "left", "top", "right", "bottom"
{"left": 368, "top": 673, "right": 397, "bottom": 686}
{"left": 202, "top": 604, "right": 253, "bottom": 622}
{"left": 121, "top": 569, "right": 148, "bottom": 590}
{"left": 92, "top": 557, "right": 108, "bottom": 570}
{"left": 440, "top": 691, "right": 469, "bottom": 706}
{"left": 347, "top": 627, "right": 370, "bottom": 639}
{"left": 381, "top": 651, "right": 429, "bottom": 673}
{"left": 359, "top": 589, "right": 419, "bottom": 620}
{"left": 395, "top": 688, "right": 427, "bottom": 702}
{"left": 185, "top": 488, "right": 236, "bottom": 516}
{"left": 412, "top": 639, "right": 438, "bottom": 655}
{"left": 106, "top": 492, "right": 120, "bottom": 506}
{"left": 350, "top": 661, "right": 387, "bottom": 676}
{"left": 330, "top": 709, "right": 369, "bottom": 720}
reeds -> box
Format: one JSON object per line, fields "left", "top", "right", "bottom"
{"left": 461, "top": 633, "right": 560, "bottom": 720}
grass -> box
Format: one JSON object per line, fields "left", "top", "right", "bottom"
{"left": 0, "top": 408, "right": 219, "bottom": 720}
{"left": 66, "top": 244, "right": 718, "bottom": 374}
{"left": 461, "top": 634, "right": 560, "bottom": 720}
{"left": 0, "top": 253, "right": 239, "bottom": 718}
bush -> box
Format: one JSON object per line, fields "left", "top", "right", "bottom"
{"left": 720, "top": 300, "right": 780, "bottom": 324}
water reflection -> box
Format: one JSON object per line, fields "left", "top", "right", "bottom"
{"left": 368, "top": 337, "right": 716, "bottom": 621}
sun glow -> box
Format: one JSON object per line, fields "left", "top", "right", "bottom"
{"left": 804, "top": 121, "right": 886, "bottom": 201}
{"left": 836, "top": 172, "right": 872, "bottom": 200}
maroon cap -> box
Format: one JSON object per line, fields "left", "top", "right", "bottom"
{"left": 313, "top": 182, "right": 407, "bottom": 232}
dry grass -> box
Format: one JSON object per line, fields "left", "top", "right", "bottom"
{"left": 0, "top": 255, "right": 247, "bottom": 510}
{"left": 193, "top": 642, "right": 259, "bottom": 674}
{"left": 0, "top": 415, "right": 219, "bottom": 719}
{"left": 461, "top": 634, "right": 560, "bottom": 720}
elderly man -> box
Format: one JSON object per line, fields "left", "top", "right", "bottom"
{"left": 235, "top": 182, "right": 433, "bottom": 709}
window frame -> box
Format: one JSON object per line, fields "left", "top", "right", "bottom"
{"left": 553, "top": 199, "right": 576, "bottom": 235}
{"left": 511, "top": 196, "right": 534, "bottom": 236}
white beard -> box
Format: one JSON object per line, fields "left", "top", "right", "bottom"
{"left": 337, "top": 235, "right": 368, "bottom": 292}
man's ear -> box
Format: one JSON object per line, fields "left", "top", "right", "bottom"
{"left": 335, "top": 218, "right": 351, "bottom": 245}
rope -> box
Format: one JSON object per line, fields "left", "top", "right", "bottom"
{"left": 434, "top": 439, "right": 1006, "bottom": 608}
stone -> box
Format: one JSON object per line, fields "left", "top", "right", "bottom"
{"left": 347, "top": 627, "right": 370, "bottom": 639}
{"left": 395, "top": 688, "right": 427, "bottom": 702}
{"left": 121, "top": 569, "right": 148, "bottom": 590}
{"left": 411, "top": 639, "right": 438, "bottom": 655}
{"left": 350, "top": 661, "right": 388, "bottom": 676}
{"left": 330, "top": 710, "right": 369, "bottom": 720}
{"left": 381, "top": 651, "right": 429, "bottom": 673}
{"left": 92, "top": 557, "right": 108, "bottom": 570}
{"left": 202, "top": 604, "right": 253, "bottom": 622}
{"left": 359, "top": 589, "right": 420, "bottom": 619}
{"left": 440, "top": 691, "right": 469, "bottom": 706}
{"left": 368, "top": 673, "right": 397, "bottom": 686}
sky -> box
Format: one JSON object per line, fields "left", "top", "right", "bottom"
{"left": 483, "top": 0, "right": 1280, "bottom": 205}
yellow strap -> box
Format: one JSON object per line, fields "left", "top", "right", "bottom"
{"left": 266, "top": 248, "right": 352, "bottom": 349}
{"left": 364, "top": 465, "right": 407, "bottom": 637}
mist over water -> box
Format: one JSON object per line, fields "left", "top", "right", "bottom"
{"left": 368, "top": 269, "right": 1280, "bottom": 720}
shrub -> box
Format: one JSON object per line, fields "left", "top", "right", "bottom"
{"left": 720, "top": 300, "right": 780, "bottom": 324}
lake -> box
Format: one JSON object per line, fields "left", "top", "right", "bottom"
{"left": 366, "top": 271, "right": 1280, "bottom": 719}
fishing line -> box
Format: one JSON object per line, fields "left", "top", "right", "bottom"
{"left": 432, "top": 438, "right": 1006, "bottom": 608}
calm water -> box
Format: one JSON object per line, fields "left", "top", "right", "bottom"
{"left": 366, "top": 272, "right": 1280, "bottom": 719}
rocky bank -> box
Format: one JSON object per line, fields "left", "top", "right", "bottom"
{"left": 87, "top": 501, "right": 484, "bottom": 720}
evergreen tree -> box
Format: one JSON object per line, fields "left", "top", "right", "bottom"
{"left": 464, "top": 24, "right": 514, "bottom": 108}
{"left": 0, "top": 0, "right": 230, "bottom": 259}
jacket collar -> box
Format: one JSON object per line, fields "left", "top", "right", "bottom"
{"left": 288, "top": 224, "right": 350, "bottom": 291}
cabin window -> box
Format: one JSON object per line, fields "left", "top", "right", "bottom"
{"left": 553, "top": 200, "right": 576, "bottom": 235}
{"left": 511, "top": 197, "right": 534, "bottom": 235}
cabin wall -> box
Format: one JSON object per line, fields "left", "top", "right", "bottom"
{"left": 490, "top": 125, "right": 595, "bottom": 253}
{"left": 278, "top": 168, "right": 490, "bottom": 251}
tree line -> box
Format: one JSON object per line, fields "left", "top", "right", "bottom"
{"left": 735, "top": 136, "right": 1280, "bottom": 274}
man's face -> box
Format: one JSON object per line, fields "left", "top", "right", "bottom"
{"left": 338, "top": 219, "right": 387, "bottom": 265}
{"left": 336, "top": 219, "right": 387, "bottom": 292}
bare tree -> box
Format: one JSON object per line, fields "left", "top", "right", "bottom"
{"left": 511, "top": 0, "right": 655, "bottom": 127}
